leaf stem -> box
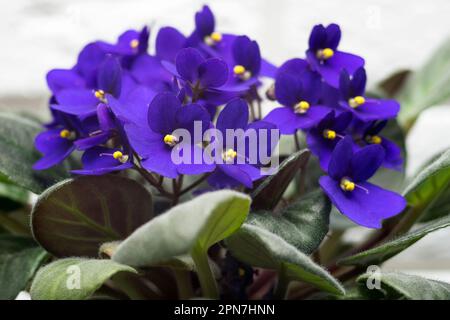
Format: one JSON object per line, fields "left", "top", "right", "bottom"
{"left": 179, "top": 173, "right": 210, "bottom": 196}
{"left": 273, "top": 267, "right": 290, "bottom": 299}
{"left": 191, "top": 246, "right": 219, "bottom": 299}
{"left": 173, "top": 269, "right": 194, "bottom": 299}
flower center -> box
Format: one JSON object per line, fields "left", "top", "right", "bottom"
{"left": 164, "top": 134, "right": 179, "bottom": 147}
{"left": 340, "top": 178, "right": 355, "bottom": 192}
{"left": 204, "top": 32, "right": 222, "bottom": 46}
{"left": 112, "top": 151, "right": 129, "bottom": 164}
{"left": 323, "top": 129, "right": 337, "bottom": 140}
{"left": 366, "top": 135, "right": 382, "bottom": 144}
{"left": 316, "top": 48, "right": 334, "bottom": 60}
{"left": 348, "top": 96, "right": 365, "bottom": 108}
{"left": 94, "top": 89, "right": 107, "bottom": 103}
{"left": 130, "top": 39, "right": 139, "bottom": 49}
{"left": 294, "top": 101, "right": 310, "bottom": 114}
{"left": 233, "top": 65, "right": 252, "bottom": 80}
{"left": 59, "top": 129, "right": 76, "bottom": 140}
{"left": 222, "top": 148, "right": 237, "bottom": 163}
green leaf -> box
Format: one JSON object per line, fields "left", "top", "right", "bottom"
{"left": 112, "top": 190, "right": 251, "bottom": 267}
{"left": 0, "top": 112, "right": 69, "bottom": 194}
{"left": 31, "top": 175, "right": 153, "bottom": 257}
{"left": 225, "top": 224, "right": 344, "bottom": 295}
{"left": 396, "top": 38, "right": 450, "bottom": 130}
{"left": 30, "top": 258, "right": 137, "bottom": 300}
{"left": 396, "top": 149, "right": 450, "bottom": 232}
{"left": 246, "top": 190, "right": 331, "bottom": 254}
{"left": 0, "top": 235, "right": 48, "bottom": 299}
{"left": 0, "top": 174, "right": 29, "bottom": 211}
{"left": 251, "top": 149, "right": 310, "bottom": 210}
{"left": 357, "top": 271, "right": 450, "bottom": 300}
{"left": 338, "top": 215, "right": 450, "bottom": 266}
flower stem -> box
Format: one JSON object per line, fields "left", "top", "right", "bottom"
{"left": 274, "top": 267, "right": 290, "bottom": 299}
{"left": 191, "top": 245, "right": 219, "bottom": 299}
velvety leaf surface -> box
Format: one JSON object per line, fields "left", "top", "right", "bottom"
{"left": 338, "top": 215, "right": 450, "bottom": 266}
{"left": 357, "top": 271, "right": 450, "bottom": 300}
{"left": 400, "top": 149, "right": 450, "bottom": 226}
{"left": 396, "top": 38, "right": 450, "bottom": 130}
{"left": 251, "top": 149, "right": 310, "bottom": 210}
{"left": 0, "top": 235, "right": 48, "bottom": 299}
{"left": 31, "top": 175, "right": 153, "bottom": 257}
{"left": 0, "top": 112, "right": 69, "bottom": 194}
{"left": 247, "top": 190, "right": 331, "bottom": 254}
{"left": 30, "top": 258, "right": 136, "bottom": 300}
{"left": 225, "top": 224, "right": 344, "bottom": 295}
{"left": 113, "top": 190, "right": 251, "bottom": 267}
{"left": 0, "top": 174, "right": 29, "bottom": 211}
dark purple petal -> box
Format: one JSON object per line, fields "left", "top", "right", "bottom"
{"left": 97, "top": 103, "right": 116, "bottom": 132}
{"left": 325, "top": 24, "right": 341, "bottom": 50}
{"left": 33, "top": 129, "right": 75, "bottom": 170}
{"left": 263, "top": 107, "right": 301, "bottom": 135}
{"left": 260, "top": 58, "right": 278, "bottom": 78}
{"left": 46, "top": 69, "right": 85, "bottom": 94}
{"left": 175, "top": 103, "right": 210, "bottom": 140}
{"left": 275, "top": 72, "right": 303, "bottom": 107}
{"left": 213, "top": 164, "right": 253, "bottom": 188}
{"left": 52, "top": 89, "right": 98, "bottom": 115}
{"left": 232, "top": 36, "right": 261, "bottom": 75}
{"left": 141, "top": 147, "right": 179, "bottom": 178}
{"left": 216, "top": 98, "right": 249, "bottom": 135}
{"left": 333, "top": 111, "right": 353, "bottom": 132}
{"left": 97, "top": 55, "right": 122, "bottom": 96}
{"left": 198, "top": 58, "right": 228, "bottom": 88}
{"left": 195, "top": 5, "right": 215, "bottom": 37}
{"left": 72, "top": 146, "right": 132, "bottom": 175}
{"left": 74, "top": 132, "right": 110, "bottom": 151}
{"left": 124, "top": 122, "right": 162, "bottom": 158}
{"left": 351, "top": 67, "right": 367, "bottom": 96}
{"left": 351, "top": 99, "right": 400, "bottom": 121}
{"left": 75, "top": 43, "right": 106, "bottom": 87}
{"left": 148, "top": 92, "right": 181, "bottom": 134}
{"left": 131, "top": 54, "right": 172, "bottom": 91}
{"left": 319, "top": 176, "right": 406, "bottom": 228}
{"left": 277, "top": 58, "right": 309, "bottom": 77}
{"left": 176, "top": 48, "right": 205, "bottom": 84}
{"left": 308, "top": 25, "right": 327, "bottom": 51}
{"left": 176, "top": 144, "right": 216, "bottom": 175}
{"left": 350, "top": 144, "right": 385, "bottom": 182}
{"left": 328, "top": 135, "right": 353, "bottom": 180}
{"left": 245, "top": 120, "right": 279, "bottom": 164}
{"left": 156, "top": 27, "right": 187, "bottom": 62}
{"left": 306, "top": 130, "right": 337, "bottom": 171}
{"left": 381, "top": 138, "right": 403, "bottom": 171}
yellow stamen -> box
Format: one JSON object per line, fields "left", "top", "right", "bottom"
{"left": 233, "top": 65, "right": 246, "bottom": 75}
{"left": 112, "top": 151, "right": 129, "bottom": 163}
{"left": 317, "top": 48, "right": 334, "bottom": 60}
{"left": 222, "top": 148, "right": 237, "bottom": 163}
{"left": 294, "top": 101, "right": 310, "bottom": 114}
{"left": 348, "top": 96, "right": 365, "bottom": 108}
{"left": 210, "top": 32, "right": 222, "bottom": 42}
{"left": 130, "top": 39, "right": 139, "bottom": 49}
{"left": 59, "top": 129, "right": 74, "bottom": 139}
{"left": 94, "top": 89, "right": 106, "bottom": 102}
{"left": 238, "top": 268, "right": 245, "bottom": 277}
{"left": 340, "top": 178, "right": 355, "bottom": 192}
{"left": 323, "top": 129, "right": 337, "bottom": 140}
{"left": 366, "top": 135, "right": 382, "bottom": 144}
{"left": 163, "top": 134, "right": 178, "bottom": 147}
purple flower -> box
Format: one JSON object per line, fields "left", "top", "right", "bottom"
{"left": 33, "top": 112, "right": 81, "bottom": 170}
{"left": 207, "top": 99, "right": 276, "bottom": 188}
{"left": 51, "top": 55, "right": 126, "bottom": 116}
{"left": 319, "top": 136, "right": 406, "bottom": 228}
{"left": 306, "top": 24, "right": 364, "bottom": 88}
{"left": 156, "top": 27, "right": 188, "bottom": 63}
{"left": 71, "top": 146, "right": 133, "bottom": 175}
{"left": 336, "top": 68, "right": 400, "bottom": 121}
{"left": 356, "top": 120, "right": 403, "bottom": 171}
{"left": 124, "top": 92, "right": 214, "bottom": 178}
{"left": 97, "top": 27, "right": 149, "bottom": 57}
{"left": 263, "top": 59, "right": 330, "bottom": 134}
{"left": 306, "top": 110, "right": 353, "bottom": 170}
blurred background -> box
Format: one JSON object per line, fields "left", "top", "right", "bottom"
{"left": 1, "top": 0, "right": 449, "bottom": 281}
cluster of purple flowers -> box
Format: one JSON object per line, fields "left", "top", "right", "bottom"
{"left": 34, "top": 5, "right": 406, "bottom": 228}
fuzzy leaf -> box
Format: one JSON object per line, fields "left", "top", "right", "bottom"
{"left": 30, "top": 258, "right": 136, "bottom": 300}
{"left": 31, "top": 175, "right": 153, "bottom": 257}
{"left": 226, "top": 224, "right": 344, "bottom": 295}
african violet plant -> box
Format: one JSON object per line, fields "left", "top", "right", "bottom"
{"left": 0, "top": 5, "right": 450, "bottom": 301}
